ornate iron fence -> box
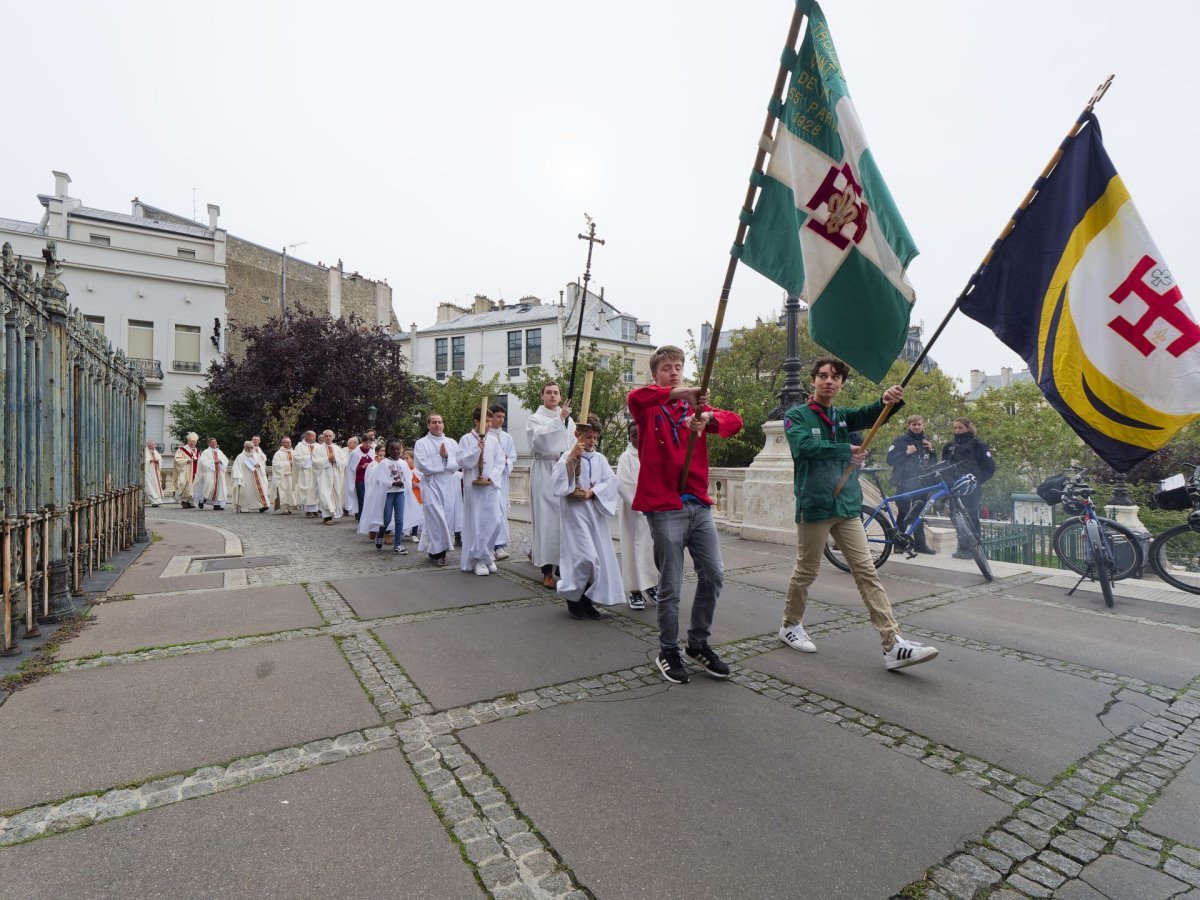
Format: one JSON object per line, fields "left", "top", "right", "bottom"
{"left": 1, "top": 240, "right": 145, "bottom": 654}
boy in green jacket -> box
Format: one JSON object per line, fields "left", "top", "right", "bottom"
{"left": 780, "top": 357, "right": 938, "bottom": 671}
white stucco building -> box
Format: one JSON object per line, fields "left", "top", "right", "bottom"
{"left": 0, "top": 172, "right": 227, "bottom": 460}
{"left": 400, "top": 283, "right": 654, "bottom": 458}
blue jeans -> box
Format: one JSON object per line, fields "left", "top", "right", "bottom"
{"left": 355, "top": 481, "right": 366, "bottom": 519}
{"left": 646, "top": 503, "right": 723, "bottom": 652}
{"left": 380, "top": 491, "right": 405, "bottom": 548}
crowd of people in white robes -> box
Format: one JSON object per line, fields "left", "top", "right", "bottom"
{"left": 150, "top": 384, "right": 661, "bottom": 611}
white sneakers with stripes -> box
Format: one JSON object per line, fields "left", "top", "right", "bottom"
{"left": 884, "top": 636, "right": 939, "bottom": 671}
{"left": 779, "top": 624, "right": 817, "bottom": 653}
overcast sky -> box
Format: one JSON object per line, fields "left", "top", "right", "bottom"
{"left": 5, "top": 1, "right": 1197, "bottom": 389}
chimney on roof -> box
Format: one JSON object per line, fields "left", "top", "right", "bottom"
{"left": 970, "top": 369, "right": 985, "bottom": 393}
{"left": 1001, "top": 366, "right": 1013, "bottom": 387}
{"left": 207, "top": 204, "right": 220, "bottom": 230}
{"left": 52, "top": 170, "right": 71, "bottom": 198}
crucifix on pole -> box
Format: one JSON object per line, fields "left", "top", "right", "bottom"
{"left": 566, "top": 215, "right": 605, "bottom": 406}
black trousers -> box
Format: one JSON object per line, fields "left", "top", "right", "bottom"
{"left": 957, "top": 491, "right": 982, "bottom": 547}
{"left": 894, "top": 496, "right": 929, "bottom": 549}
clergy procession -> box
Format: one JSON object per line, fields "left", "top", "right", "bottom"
{"left": 146, "top": 370, "right": 698, "bottom": 642}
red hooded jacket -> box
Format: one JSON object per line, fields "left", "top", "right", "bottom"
{"left": 626, "top": 384, "right": 743, "bottom": 512}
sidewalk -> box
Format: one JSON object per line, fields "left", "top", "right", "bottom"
{"left": 1, "top": 506, "right": 1198, "bottom": 899}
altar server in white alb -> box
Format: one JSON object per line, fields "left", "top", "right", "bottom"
{"left": 231, "top": 440, "right": 270, "bottom": 513}
{"left": 526, "top": 382, "right": 576, "bottom": 589}
{"left": 295, "top": 431, "right": 321, "bottom": 516}
{"left": 457, "top": 408, "right": 507, "bottom": 576}
{"left": 174, "top": 433, "right": 201, "bottom": 508}
{"left": 144, "top": 440, "right": 164, "bottom": 507}
{"left": 313, "top": 430, "right": 347, "bottom": 524}
{"left": 196, "top": 437, "right": 230, "bottom": 510}
{"left": 488, "top": 405, "right": 516, "bottom": 560}
{"left": 553, "top": 415, "right": 623, "bottom": 620}
{"left": 271, "top": 437, "right": 298, "bottom": 513}
{"left": 415, "top": 413, "right": 460, "bottom": 567}
{"left": 616, "top": 422, "right": 659, "bottom": 610}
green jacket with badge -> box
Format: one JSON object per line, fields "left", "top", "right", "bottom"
{"left": 783, "top": 398, "right": 901, "bottom": 522}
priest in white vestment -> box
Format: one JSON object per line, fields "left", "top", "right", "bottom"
{"left": 526, "top": 382, "right": 576, "bottom": 588}
{"left": 231, "top": 440, "right": 271, "bottom": 513}
{"left": 294, "top": 431, "right": 321, "bottom": 516}
{"left": 271, "top": 437, "right": 298, "bottom": 513}
{"left": 174, "top": 433, "right": 201, "bottom": 508}
{"left": 313, "top": 430, "right": 347, "bottom": 523}
{"left": 342, "top": 436, "right": 361, "bottom": 518}
{"left": 250, "top": 435, "right": 268, "bottom": 467}
{"left": 196, "top": 438, "right": 230, "bottom": 510}
{"left": 552, "top": 416, "right": 623, "bottom": 618}
{"left": 415, "top": 414, "right": 460, "bottom": 566}
{"left": 487, "top": 405, "right": 516, "bottom": 558}
{"left": 144, "top": 441, "right": 164, "bottom": 506}
{"left": 616, "top": 422, "right": 659, "bottom": 609}
{"left": 457, "top": 411, "right": 507, "bottom": 576}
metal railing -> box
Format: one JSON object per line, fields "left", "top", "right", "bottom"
{"left": 979, "top": 521, "right": 1064, "bottom": 569}
{"left": 127, "top": 357, "right": 164, "bottom": 380}
{"left": 2, "top": 240, "right": 145, "bottom": 654}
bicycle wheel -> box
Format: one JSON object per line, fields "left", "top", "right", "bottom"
{"left": 1052, "top": 518, "right": 1142, "bottom": 580}
{"left": 823, "top": 508, "right": 892, "bottom": 573}
{"left": 1090, "top": 526, "right": 1116, "bottom": 608}
{"left": 950, "top": 503, "right": 993, "bottom": 581}
{"left": 1149, "top": 524, "right": 1200, "bottom": 594}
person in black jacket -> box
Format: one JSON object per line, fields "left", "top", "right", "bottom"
{"left": 886, "top": 415, "right": 937, "bottom": 554}
{"left": 941, "top": 417, "right": 996, "bottom": 559}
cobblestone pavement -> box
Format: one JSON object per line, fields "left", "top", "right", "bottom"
{"left": 1, "top": 506, "right": 1199, "bottom": 899}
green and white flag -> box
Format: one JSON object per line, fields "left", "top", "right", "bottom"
{"left": 741, "top": 0, "right": 918, "bottom": 383}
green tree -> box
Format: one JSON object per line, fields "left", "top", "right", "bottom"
{"left": 412, "top": 368, "right": 504, "bottom": 444}
{"left": 167, "top": 387, "right": 241, "bottom": 452}
{"left": 507, "top": 343, "right": 632, "bottom": 462}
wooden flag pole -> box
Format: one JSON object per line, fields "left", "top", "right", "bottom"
{"left": 830, "top": 74, "right": 1116, "bottom": 497}
{"left": 677, "top": 1, "right": 809, "bottom": 493}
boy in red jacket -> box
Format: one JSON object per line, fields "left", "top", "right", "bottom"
{"left": 627, "top": 345, "right": 743, "bottom": 684}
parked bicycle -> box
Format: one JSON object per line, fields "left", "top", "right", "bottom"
{"left": 1148, "top": 463, "right": 1200, "bottom": 594}
{"left": 824, "top": 462, "right": 993, "bottom": 581}
{"left": 1037, "top": 467, "right": 1143, "bottom": 608}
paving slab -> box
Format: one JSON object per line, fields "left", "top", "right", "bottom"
{"left": 330, "top": 569, "right": 535, "bottom": 619}
{"left": 60, "top": 584, "right": 323, "bottom": 660}
{"left": 201, "top": 554, "right": 288, "bottom": 571}
{"left": 374, "top": 605, "right": 654, "bottom": 709}
{"left": 110, "top": 520, "right": 228, "bottom": 595}
{"left": 0, "top": 637, "right": 378, "bottom": 812}
{"left": 608, "top": 583, "right": 841, "bottom": 644}
{"left": 1072, "top": 855, "right": 1188, "bottom": 900}
{"left": 1141, "top": 749, "right": 1200, "bottom": 846}
{"left": 727, "top": 564, "right": 945, "bottom": 607}
{"left": 1012, "top": 583, "right": 1200, "bottom": 628}
{"left": 461, "top": 681, "right": 1007, "bottom": 899}
{"left": 0, "top": 751, "right": 482, "bottom": 900}
{"left": 706, "top": 542, "right": 797, "bottom": 571}
{"left": 902, "top": 595, "right": 1200, "bottom": 688}
{"left": 744, "top": 633, "right": 1164, "bottom": 783}
{"left": 882, "top": 560, "right": 1007, "bottom": 588}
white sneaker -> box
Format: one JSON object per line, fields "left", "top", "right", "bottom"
{"left": 779, "top": 625, "right": 816, "bottom": 653}
{"left": 474, "top": 562, "right": 489, "bottom": 577}
{"left": 494, "top": 548, "right": 511, "bottom": 560}
{"left": 487, "top": 561, "right": 498, "bottom": 574}
{"left": 884, "top": 636, "right": 938, "bottom": 671}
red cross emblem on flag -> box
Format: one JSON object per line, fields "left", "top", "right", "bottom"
{"left": 804, "top": 163, "right": 869, "bottom": 250}
{"left": 1107, "top": 255, "right": 1199, "bottom": 358}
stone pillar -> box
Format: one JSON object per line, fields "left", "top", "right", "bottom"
{"left": 327, "top": 266, "right": 342, "bottom": 319}
{"left": 739, "top": 420, "right": 798, "bottom": 545}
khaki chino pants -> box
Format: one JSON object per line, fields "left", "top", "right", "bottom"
{"left": 784, "top": 516, "right": 900, "bottom": 650}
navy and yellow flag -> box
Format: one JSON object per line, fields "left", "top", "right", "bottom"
{"left": 962, "top": 113, "right": 1200, "bottom": 473}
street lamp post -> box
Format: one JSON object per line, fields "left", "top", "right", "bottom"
{"left": 769, "top": 293, "right": 806, "bottom": 419}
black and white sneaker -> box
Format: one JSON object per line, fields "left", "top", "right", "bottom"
{"left": 656, "top": 649, "right": 689, "bottom": 684}
{"left": 627, "top": 591, "right": 646, "bottom": 610}
{"left": 394, "top": 546, "right": 408, "bottom": 555}
{"left": 685, "top": 642, "right": 730, "bottom": 679}
{"left": 645, "top": 586, "right": 658, "bottom": 605}
{"left": 884, "top": 636, "right": 938, "bottom": 671}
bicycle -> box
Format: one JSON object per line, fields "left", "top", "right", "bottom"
{"left": 1038, "top": 467, "right": 1143, "bottom": 608}
{"left": 1147, "top": 463, "right": 1200, "bottom": 594}
{"left": 823, "top": 462, "right": 993, "bottom": 581}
